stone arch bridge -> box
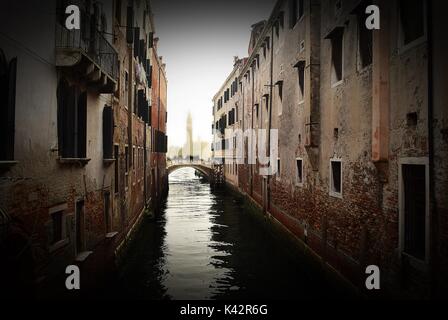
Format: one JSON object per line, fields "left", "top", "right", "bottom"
{"left": 166, "top": 161, "right": 223, "bottom": 185}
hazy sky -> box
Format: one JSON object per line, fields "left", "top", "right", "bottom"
{"left": 151, "top": 0, "right": 275, "bottom": 147}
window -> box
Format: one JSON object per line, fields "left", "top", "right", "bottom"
{"left": 276, "top": 81, "right": 283, "bottom": 101}
{"left": 51, "top": 211, "right": 63, "bottom": 244}
{"left": 148, "top": 32, "right": 154, "bottom": 48}
{"left": 125, "top": 145, "right": 129, "bottom": 172}
{"left": 125, "top": 145, "right": 129, "bottom": 189}
{"left": 103, "top": 106, "right": 114, "bottom": 159}
{"left": 57, "top": 79, "right": 87, "bottom": 159}
{"left": 295, "top": 61, "right": 305, "bottom": 103}
{"left": 296, "top": 158, "right": 303, "bottom": 185}
{"left": 399, "top": 159, "right": 428, "bottom": 261}
{"left": 277, "top": 158, "right": 281, "bottom": 178}
{"left": 126, "top": 6, "right": 134, "bottom": 44}
{"left": 75, "top": 199, "right": 85, "bottom": 253}
{"left": 48, "top": 203, "right": 68, "bottom": 251}
{"left": 334, "top": 0, "right": 342, "bottom": 14}
{"left": 133, "top": 27, "right": 140, "bottom": 59}
{"left": 104, "top": 191, "right": 111, "bottom": 233}
{"left": 357, "top": 6, "right": 372, "bottom": 68}
{"left": 115, "top": 0, "right": 122, "bottom": 24}
{"left": 0, "top": 50, "right": 17, "bottom": 161}
{"left": 330, "top": 29, "right": 344, "bottom": 85}
{"left": 330, "top": 159, "right": 342, "bottom": 197}
{"left": 290, "top": 0, "right": 304, "bottom": 28}
{"left": 399, "top": 0, "right": 425, "bottom": 46}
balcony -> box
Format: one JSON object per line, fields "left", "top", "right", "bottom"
{"left": 55, "top": 15, "right": 118, "bottom": 93}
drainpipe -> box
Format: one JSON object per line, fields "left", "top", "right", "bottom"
{"left": 426, "top": 0, "right": 437, "bottom": 298}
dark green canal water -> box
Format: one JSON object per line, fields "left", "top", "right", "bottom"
{"left": 117, "top": 168, "right": 353, "bottom": 299}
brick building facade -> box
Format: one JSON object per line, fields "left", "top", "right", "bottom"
{"left": 0, "top": 0, "right": 167, "bottom": 297}
{"left": 213, "top": 0, "right": 448, "bottom": 298}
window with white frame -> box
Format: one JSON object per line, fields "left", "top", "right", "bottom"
{"left": 330, "top": 158, "right": 342, "bottom": 197}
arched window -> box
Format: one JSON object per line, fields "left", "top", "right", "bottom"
{"left": 57, "top": 79, "right": 87, "bottom": 158}
{"left": 0, "top": 49, "right": 17, "bottom": 161}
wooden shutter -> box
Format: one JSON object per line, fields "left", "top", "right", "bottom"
{"left": 403, "top": 164, "right": 426, "bottom": 260}
{"left": 139, "top": 39, "right": 145, "bottom": 62}
{"left": 148, "top": 32, "right": 153, "bottom": 48}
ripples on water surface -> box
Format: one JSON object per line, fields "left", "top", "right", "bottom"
{"left": 118, "top": 168, "right": 351, "bottom": 299}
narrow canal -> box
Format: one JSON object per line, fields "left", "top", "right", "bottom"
{"left": 118, "top": 168, "right": 353, "bottom": 299}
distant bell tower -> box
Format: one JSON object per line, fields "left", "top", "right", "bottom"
{"left": 186, "top": 112, "right": 193, "bottom": 162}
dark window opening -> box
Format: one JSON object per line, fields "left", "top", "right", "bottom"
{"left": 153, "top": 130, "right": 167, "bottom": 153}
{"left": 277, "top": 159, "right": 281, "bottom": 177}
{"left": 0, "top": 50, "right": 16, "bottom": 161}
{"left": 400, "top": 0, "right": 425, "bottom": 46}
{"left": 51, "top": 211, "right": 63, "bottom": 244}
{"left": 125, "top": 146, "right": 129, "bottom": 173}
{"left": 133, "top": 27, "right": 140, "bottom": 58}
{"left": 75, "top": 200, "right": 85, "bottom": 253}
{"left": 334, "top": 127, "right": 339, "bottom": 139}
{"left": 357, "top": 7, "right": 372, "bottom": 68}
{"left": 57, "top": 79, "right": 87, "bottom": 158}
{"left": 137, "top": 89, "right": 150, "bottom": 123}
{"left": 407, "top": 112, "right": 418, "bottom": 126}
{"left": 290, "top": 0, "right": 304, "bottom": 28}
{"left": 296, "top": 61, "right": 305, "bottom": 101}
{"left": 330, "top": 31, "right": 343, "bottom": 84}
{"left": 276, "top": 81, "right": 283, "bottom": 101}
{"left": 403, "top": 164, "right": 426, "bottom": 260}
{"left": 296, "top": 159, "right": 303, "bottom": 184}
{"left": 331, "top": 160, "right": 342, "bottom": 194}
{"left": 103, "top": 106, "right": 114, "bottom": 159}
{"left": 148, "top": 32, "right": 154, "bottom": 48}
